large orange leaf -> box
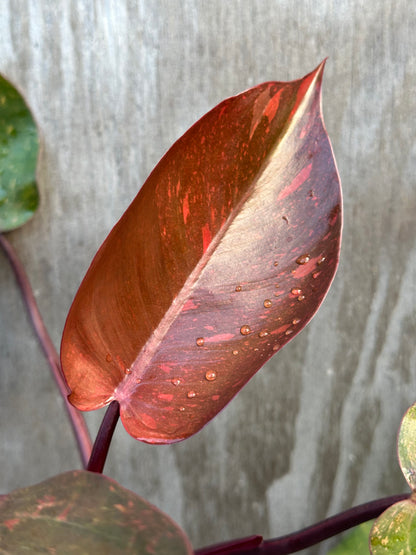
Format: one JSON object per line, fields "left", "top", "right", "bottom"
{"left": 61, "top": 61, "right": 342, "bottom": 443}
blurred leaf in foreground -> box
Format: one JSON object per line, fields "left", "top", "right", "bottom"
{"left": 0, "top": 470, "right": 192, "bottom": 554}
{"left": 370, "top": 498, "right": 416, "bottom": 554}
{"left": 398, "top": 402, "right": 416, "bottom": 491}
{"left": 370, "top": 401, "right": 416, "bottom": 553}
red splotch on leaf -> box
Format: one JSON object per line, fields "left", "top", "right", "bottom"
{"left": 279, "top": 163, "right": 313, "bottom": 201}
{"left": 3, "top": 518, "right": 20, "bottom": 531}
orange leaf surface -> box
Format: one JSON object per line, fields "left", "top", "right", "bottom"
{"left": 61, "top": 61, "right": 342, "bottom": 443}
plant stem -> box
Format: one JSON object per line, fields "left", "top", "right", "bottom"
{"left": 87, "top": 400, "right": 120, "bottom": 473}
{"left": 196, "top": 536, "right": 264, "bottom": 555}
{"left": 0, "top": 232, "right": 92, "bottom": 468}
{"left": 195, "top": 493, "right": 409, "bottom": 555}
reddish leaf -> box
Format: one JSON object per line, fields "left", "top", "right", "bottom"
{"left": 0, "top": 471, "right": 192, "bottom": 554}
{"left": 61, "top": 61, "right": 342, "bottom": 443}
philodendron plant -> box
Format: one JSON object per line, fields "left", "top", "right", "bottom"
{"left": 0, "top": 63, "right": 412, "bottom": 554}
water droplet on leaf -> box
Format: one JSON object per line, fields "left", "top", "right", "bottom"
{"left": 235, "top": 285, "right": 242, "bottom": 292}
{"left": 297, "top": 295, "right": 305, "bottom": 301}
{"left": 171, "top": 378, "right": 181, "bottom": 386}
{"left": 187, "top": 390, "right": 196, "bottom": 399}
{"left": 318, "top": 255, "right": 326, "bottom": 265}
{"left": 263, "top": 299, "right": 272, "bottom": 308}
{"left": 205, "top": 370, "right": 217, "bottom": 381}
{"left": 232, "top": 350, "right": 239, "bottom": 355}
{"left": 240, "top": 325, "right": 251, "bottom": 335}
{"left": 179, "top": 407, "right": 185, "bottom": 412}
{"left": 292, "top": 318, "right": 301, "bottom": 325}
{"left": 196, "top": 337, "right": 204, "bottom": 346}
{"left": 258, "top": 330, "right": 269, "bottom": 338}
{"left": 285, "top": 329, "right": 294, "bottom": 335}
{"left": 296, "top": 254, "right": 310, "bottom": 265}
{"left": 272, "top": 344, "right": 280, "bottom": 351}
{"left": 125, "top": 368, "right": 132, "bottom": 375}
{"left": 291, "top": 287, "right": 302, "bottom": 296}
{"left": 312, "top": 272, "right": 320, "bottom": 279}
{"left": 274, "top": 261, "right": 279, "bottom": 266}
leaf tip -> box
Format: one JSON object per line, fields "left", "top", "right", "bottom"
{"left": 310, "top": 58, "right": 327, "bottom": 89}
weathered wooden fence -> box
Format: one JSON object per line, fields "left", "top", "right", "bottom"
{"left": 1, "top": 2, "right": 415, "bottom": 553}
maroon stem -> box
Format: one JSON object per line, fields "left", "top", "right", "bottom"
{"left": 0, "top": 232, "right": 92, "bottom": 467}
{"left": 196, "top": 536, "right": 264, "bottom": 555}
{"left": 194, "top": 536, "right": 263, "bottom": 555}
{"left": 87, "top": 400, "right": 120, "bottom": 473}
{"left": 195, "top": 493, "right": 409, "bottom": 555}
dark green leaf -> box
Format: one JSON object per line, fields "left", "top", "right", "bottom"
{"left": 0, "top": 74, "right": 39, "bottom": 232}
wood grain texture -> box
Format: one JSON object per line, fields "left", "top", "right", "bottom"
{"left": 0, "top": 1, "right": 415, "bottom": 553}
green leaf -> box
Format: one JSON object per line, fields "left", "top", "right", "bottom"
{"left": 0, "top": 471, "right": 193, "bottom": 554}
{"left": 398, "top": 402, "right": 416, "bottom": 491}
{"left": 0, "top": 74, "right": 39, "bottom": 232}
{"left": 328, "top": 521, "right": 374, "bottom": 554}
{"left": 370, "top": 498, "right": 416, "bottom": 554}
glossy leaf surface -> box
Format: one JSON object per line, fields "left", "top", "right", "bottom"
{"left": 370, "top": 498, "right": 416, "bottom": 554}
{"left": 0, "top": 75, "right": 39, "bottom": 232}
{"left": 61, "top": 61, "right": 342, "bottom": 443}
{"left": 0, "top": 471, "right": 192, "bottom": 554}
{"left": 398, "top": 402, "right": 416, "bottom": 491}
